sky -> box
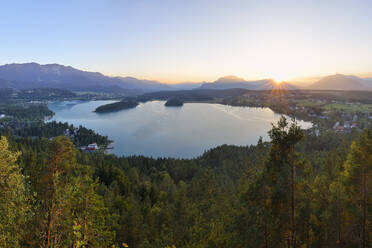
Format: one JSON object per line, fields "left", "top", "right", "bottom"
{"left": 1, "top": 0, "right": 372, "bottom": 83}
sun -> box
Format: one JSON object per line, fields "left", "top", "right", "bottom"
{"left": 273, "top": 78, "right": 284, "bottom": 84}
{"left": 271, "top": 73, "right": 292, "bottom": 84}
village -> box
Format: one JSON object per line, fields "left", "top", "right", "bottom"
{"left": 224, "top": 90, "right": 372, "bottom": 136}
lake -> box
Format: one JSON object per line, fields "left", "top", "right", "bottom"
{"left": 48, "top": 100, "right": 312, "bottom": 158}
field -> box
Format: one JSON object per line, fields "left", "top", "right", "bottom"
{"left": 323, "top": 103, "right": 372, "bottom": 113}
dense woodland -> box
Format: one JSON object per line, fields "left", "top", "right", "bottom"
{"left": 0, "top": 104, "right": 53, "bottom": 121}
{"left": 0, "top": 116, "right": 371, "bottom": 248}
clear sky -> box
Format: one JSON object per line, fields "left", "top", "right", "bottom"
{"left": 1, "top": 0, "right": 372, "bottom": 83}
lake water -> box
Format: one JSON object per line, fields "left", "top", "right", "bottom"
{"left": 49, "top": 100, "right": 312, "bottom": 158}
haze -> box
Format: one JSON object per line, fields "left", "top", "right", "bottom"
{"left": 1, "top": 0, "right": 372, "bottom": 83}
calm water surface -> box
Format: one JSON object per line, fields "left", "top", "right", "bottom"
{"left": 49, "top": 100, "right": 312, "bottom": 158}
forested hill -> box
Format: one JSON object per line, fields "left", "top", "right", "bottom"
{"left": 0, "top": 117, "right": 370, "bottom": 247}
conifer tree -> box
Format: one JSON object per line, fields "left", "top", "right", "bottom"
{"left": 264, "top": 116, "right": 304, "bottom": 247}
{"left": 0, "top": 136, "right": 30, "bottom": 247}
{"left": 342, "top": 129, "right": 372, "bottom": 248}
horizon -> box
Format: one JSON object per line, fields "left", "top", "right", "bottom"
{"left": 1, "top": 1, "right": 371, "bottom": 246}
{"left": 1, "top": 61, "right": 371, "bottom": 86}
{"left": 2, "top": 1, "right": 372, "bottom": 83}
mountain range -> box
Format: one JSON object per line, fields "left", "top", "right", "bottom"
{"left": 200, "top": 75, "right": 297, "bottom": 90}
{"left": 308, "top": 74, "right": 372, "bottom": 91}
{"left": 0, "top": 63, "right": 173, "bottom": 94}
{"left": 0, "top": 63, "right": 371, "bottom": 93}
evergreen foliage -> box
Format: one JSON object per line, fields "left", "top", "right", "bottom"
{"left": 0, "top": 117, "right": 371, "bottom": 247}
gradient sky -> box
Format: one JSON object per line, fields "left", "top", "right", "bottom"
{"left": 1, "top": 0, "right": 372, "bottom": 83}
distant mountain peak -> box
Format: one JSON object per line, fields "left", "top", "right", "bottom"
{"left": 215, "top": 75, "right": 246, "bottom": 83}
{"left": 324, "top": 73, "right": 357, "bottom": 79}
{"left": 0, "top": 62, "right": 171, "bottom": 93}
{"left": 310, "top": 74, "right": 367, "bottom": 91}
{"left": 200, "top": 76, "right": 296, "bottom": 91}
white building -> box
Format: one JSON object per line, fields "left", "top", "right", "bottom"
{"left": 85, "top": 143, "right": 99, "bottom": 151}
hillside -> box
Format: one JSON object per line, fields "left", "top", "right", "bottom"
{"left": 0, "top": 63, "right": 171, "bottom": 93}
{"left": 1, "top": 117, "right": 370, "bottom": 247}
{"left": 309, "top": 74, "right": 370, "bottom": 91}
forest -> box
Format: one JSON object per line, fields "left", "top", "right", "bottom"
{"left": 0, "top": 117, "right": 371, "bottom": 248}
{"left": 0, "top": 104, "right": 53, "bottom": 121}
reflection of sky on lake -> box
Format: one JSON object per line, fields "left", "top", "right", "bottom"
{"left": 48, "top": 100, "right": 88, "bottom": 111}
{"left": 49, "top": 100, "right": 312, "bottom": 159}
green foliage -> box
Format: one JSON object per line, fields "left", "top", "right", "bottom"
{"left": 341, "top": 129, "right": 372, "bottom": 247}
{"left": 0, "top": 104, "right": 53, "bottom": 120}
{"left": 0, "top": 137, "right": 30, "bottom": 247}
{"left": 0, "top": 117, "right": 371, "bottom": 247}
{"left": 10, "top": 121, "right": 110, "bottom": 147}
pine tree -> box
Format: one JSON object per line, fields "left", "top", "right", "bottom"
{"left": 0, "top": 136, "right": 30, "bottom": 247}
{"left": 42, "top": 137, "right": 77, "bottom": 248}
{"left": 342, "top": 129, "right": 372, "bottom": 248}
{"left": 70, "top": 173, "right": 115, "bottom": 247}
{"left": 263, "top": 116, "right": 304, "bottom": 247}
{"left": 31, "top": 137, "right": 114, "bottom": 247}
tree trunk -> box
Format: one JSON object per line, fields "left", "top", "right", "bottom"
{"left": 83, "top": 194, "right": 88, "bottom": 246}
{"left": 264, "top": 222, "right": 268, "bottom": 248}
{"left": 361, "top": 165, "right": 366, "bottom": 248}
{"left": 306, "top": 222, "right": 310, "bottom": 248}
{"left": 290, "top": 146, "right": 296, "bottom": 248}
{"left": 46, "top": 156, "right": 60, "bottom": 248}
{"left": 46, "top": 169, "right": 57, "bottom": 248}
